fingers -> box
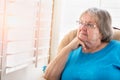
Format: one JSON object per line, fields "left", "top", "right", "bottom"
{"left": 77, "top": 35, "right": 86, "bottom": 50}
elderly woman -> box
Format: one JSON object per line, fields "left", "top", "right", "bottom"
{"left": 44, "top": 8, "right": 120, "bottom": 80}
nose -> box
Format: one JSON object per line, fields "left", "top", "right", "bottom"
{"left": 80, "top": 24, "right": 87, "bottom": 30}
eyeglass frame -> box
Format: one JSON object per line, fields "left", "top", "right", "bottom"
{"left": 76, "top": 20, "right": 97, "bottom": 29}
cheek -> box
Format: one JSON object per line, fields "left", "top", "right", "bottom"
{"left": 87, "top": 30, "right": 101, "bottom": 40}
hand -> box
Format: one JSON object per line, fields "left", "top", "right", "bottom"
{"left": 67, "top": 37, "right": 86, "bottom": 50}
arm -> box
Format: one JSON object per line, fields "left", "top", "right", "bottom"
{"left": 44, "top": 37, "right": 86, "bottom": 80}
{"left": 44, "top": 44, "right": 72, "bottom": 80}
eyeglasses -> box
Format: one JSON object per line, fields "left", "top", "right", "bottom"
{"left": 76, "top": 21, "right": 96, "bottom": 29}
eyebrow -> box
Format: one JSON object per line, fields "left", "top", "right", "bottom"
{"left": 80, "top": 20, "right": 95, "bottom": 24}
{"left": 80, "top": 17, "right": 96, "bottom": 23}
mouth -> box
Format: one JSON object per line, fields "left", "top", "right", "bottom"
{"left": 80, "top": 30, "right": 87, "bottom": 36}
{"left": 80, "top": 31, "right": 87, "bottom": 37}
{"left": 81, "top": 33, "right": 87, "bottom": 36}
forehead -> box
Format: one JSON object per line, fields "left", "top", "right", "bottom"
{"left": 80, "top": 13, "right": 97, "bottom": 23}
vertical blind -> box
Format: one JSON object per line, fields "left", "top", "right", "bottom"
{"left": 0, "top": 0, "right": 53, "bottom": 80}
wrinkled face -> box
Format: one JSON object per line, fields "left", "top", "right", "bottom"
{"left": 77, "top": 13, "right": 102, "bottom": 44}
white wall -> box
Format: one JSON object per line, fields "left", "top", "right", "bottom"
{"left": 100, "top": 0, "right": 120, "bottom": 27}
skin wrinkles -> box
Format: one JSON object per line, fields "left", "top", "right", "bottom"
{"left": 77, "top": 13, "right": 103, "bottom": 52}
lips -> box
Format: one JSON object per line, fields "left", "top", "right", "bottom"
{"left": 80, "top": 30, "right": 87, "bottom": 35}
{"left": 81, "top": 32, "right": 87, "bottom": 36}
{"left": 80, "top": 30, "right": 88, "bottom": 37}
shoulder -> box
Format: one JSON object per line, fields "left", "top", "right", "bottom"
{"left": 110, "top": 40, "right": 120, "bottom": 46}
{"left": 111, "top": 40, "right": 120, "bottom": 59}
{"left": 109, "top": 40, "right": 120, "bottom": 54}
{"left": 102, "top": 40, "right": 120, "bottom": 53}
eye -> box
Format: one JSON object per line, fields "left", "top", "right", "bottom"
{"left": 86, "top": 23, "right": 94, "bottom": 28}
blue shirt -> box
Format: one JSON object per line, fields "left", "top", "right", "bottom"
{"left": 61, "top": 40, "right": 120, "bottom": 80}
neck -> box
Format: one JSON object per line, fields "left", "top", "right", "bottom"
{"left": 82, "top": 41, "right": 108, "bottom": 53}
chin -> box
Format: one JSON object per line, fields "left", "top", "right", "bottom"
{"left": 84, "top": 41, "right": 92, "bottom": 49}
